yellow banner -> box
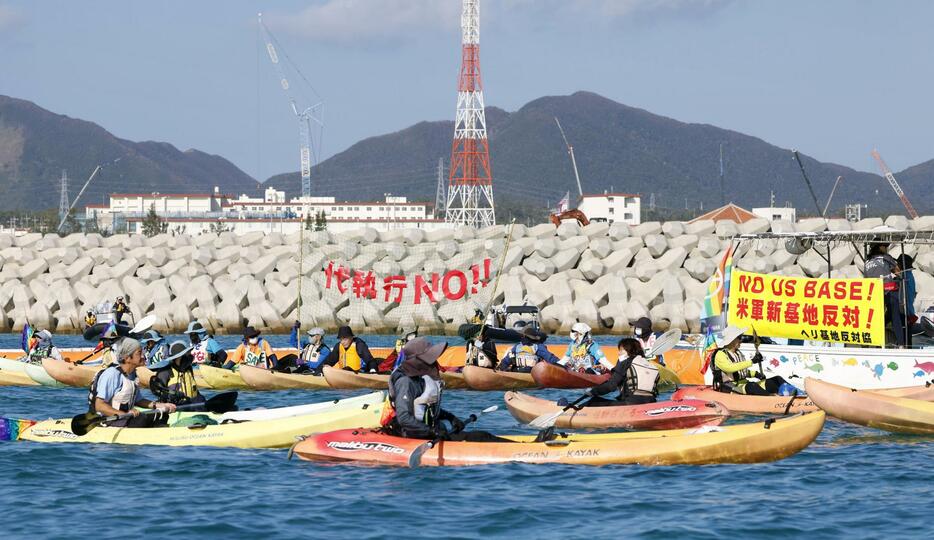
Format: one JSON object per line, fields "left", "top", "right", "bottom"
{"left": 727, "top": 270, "right": 885, "bottom": 346}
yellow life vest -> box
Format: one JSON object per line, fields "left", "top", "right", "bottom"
{"left": 164, "top": 368, "right": 199, "bottom": 400}
{"left": 338, "top": 342, "right": 363, "bottom": 371}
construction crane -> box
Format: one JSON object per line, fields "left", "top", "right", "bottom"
{"left": 871, "top": 149, "right": 919, "bottom": 219}
{"left": 258, "top": 13, "right": 323, "bottom": 199}
{"left": 554, "top": 117, "right": 584, "bottom": 199}
{"left": 822, "top": 175, "right": 843, "bottom": 217}
{"left": 791, "top": 150, "right": 824, "bottom": 217}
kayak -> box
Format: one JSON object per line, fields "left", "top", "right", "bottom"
{"left": 655, "top": 364, "right": 681, "bottom": 393}
{"left": 322, "top": 366, "right": 390, "bottom": 390}
{"left": 440, "top": 371, "right": 467, "bottom": 389}
{"left": 18, "top": 392, "right": 388, "bottom": 448}
{"left": 530, "top": 362, "right": 609, "bottom": 389}
{"left": 0, "top": 358, "right": 41, "bottom": 387}
{"left": 462, "top": 365, "right": 537, "bottom": 391}
{"left": 214, "top": 391, "right": 385, "bottom": 422}
{"left": 136, "top": 366, "right": 213, "bottom": 390}
{"left": 197, "top": 365, "right": 249, "bottom": 390}
{"left": 42, "top": 359, "right": 103, "bottom": 388}
{"left": 872, "top": 383, "right": 934, "bottom": 401}
{"left": 805, "top": 378, "right": 934, "bottom": 435}
{"left": 239, "top": 365, "right": 330, "bottom": 390}
{"left": 292, "top": 411, "right": 825, "bottom": 466}
{"left": 503, "top": 391, "right": 729, "bottom": 430}
{"left": 24, "top": 363, "right": 68, "bottom": 388}
{"left": 672, "top": 386, "right": 819, "bottom": 415}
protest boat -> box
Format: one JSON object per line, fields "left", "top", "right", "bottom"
{"left": 700, "top": 229, "right": 934, "bottom": 391}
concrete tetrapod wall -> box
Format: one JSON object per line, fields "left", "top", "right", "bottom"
{"left": 0, "top": 214, "right": 933, "bottom": 335}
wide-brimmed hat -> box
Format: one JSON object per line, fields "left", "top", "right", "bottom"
{"left": 307, "top": 327, "right": 325, "bottom": 337}
{"left": 337, "top": 326, "right": 354, "bottom": 339}
{"left": 716, "top": 326, "right": 747, "bottom": 348}
{"left": 149, "top": 340, "right": 192, "bottom": 370}
{"left": 520, "top": 326, "right": 547, "bottom": 344}
{"left": 402, "top": 337, "right": 448, "bottom": 367}
{"left": 243, "top": 326, "right": 261, "bottom": 339}
{"left": 184, "top": 321, "right": 207, "bottom": 335}
{"left": 140, "top": 329, "right": 163, "bottom": 345}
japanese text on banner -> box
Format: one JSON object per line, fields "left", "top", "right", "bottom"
{"left": 323, "top": 258, "right": 492, "bottom": 305}
{"left": 727, "top": 270, "right": 885, "bottom": 346}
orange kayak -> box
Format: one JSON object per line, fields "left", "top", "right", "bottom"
{"left": 672, "top": 386, "right": 819, "bottom": 415}
{"left": 504, "top": 391, "right": 729, "bottom": 430}
{"left": 239, "top": 365, "right": 330, "bottom": 390}
{"left": 462, "top": 365, "right": 537, "bottom": 391}
{"left": 805, "top": 378, "right": 934, "bottom": 434}
{"left": 292, "top": 411, "right": 825, "bottom": 466}
{"left": 322, "top": 366, "right": 390, "bottom": 390}
{"left": 42, "top": 359, "right": 103, "bottom": 388}
{"left": 530, "top": 362, "right": 608, "bottom": 389}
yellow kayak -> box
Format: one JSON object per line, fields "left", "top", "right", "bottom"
{"left": 239, "top": 365, "right": 330, "bottom": 390}
{"left": 197, "top": 365, "right": 249, "bottom": 390}
{"left": 19, "top": 392, "right": 387, "bottom": 448}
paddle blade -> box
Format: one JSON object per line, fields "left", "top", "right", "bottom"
{"left": 408, "top": 441, "right": 434, "bottom": 468}
{"left": 647, "top": 328, "right": 682, "bottom": 357}
{"left": 528, "top": 411, "right": 563, "bottom": 430}
{"left": 481, "top": 405, "right": 498, "bottom": 414}
{"left": 130, "top": 315, "right": 157, "bottom": 336}
{"left": 0, "top": 417, "right": 36, "bottom": 441}
{"left": 204, "top": 391, "right": 238, "bottom": 414}
{"left": 70, "top": 412, "right": 103, "bottom": 437}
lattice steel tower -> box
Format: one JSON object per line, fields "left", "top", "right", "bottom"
{"left": 445, "top": 0, "right": 495, "bottom": 228}
{"left": 58, "top": 170, "right": 69, "bottom": 222}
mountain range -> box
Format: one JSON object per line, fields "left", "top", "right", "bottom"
{"left": 2, "top": 92, "right": 931, "bottom": 218}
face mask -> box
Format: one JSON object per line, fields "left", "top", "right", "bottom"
{"left": 190, "top": 334, "right": 201, "bottom": 344}
{"left": 635, "top": 328, "right": 646, "bottom": 337}
{"left": 248, "top": 337, "right": 259, "bottom": 345}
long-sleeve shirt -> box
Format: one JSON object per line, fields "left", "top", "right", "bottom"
{"left": 498, "top": 342, "right": 561, "bottom": 371}
{"left": 590, "top": 355, "right": 634, "bottom": 397}
{"left": 561, "top": 342, "right": 610, "bottom": 371}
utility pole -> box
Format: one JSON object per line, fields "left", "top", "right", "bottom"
{"left": 58, "top": 170, "right": 69, "bottom": 223}
{"left": 435, "top": 158, "right": 446, "bottom": 219}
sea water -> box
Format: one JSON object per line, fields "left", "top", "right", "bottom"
{"left": 1, "top": 334, "right": 931, "bottom": 539}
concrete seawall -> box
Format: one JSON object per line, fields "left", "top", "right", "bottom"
{"left": 1, "top": 215, "right": 932, "bottom": 335}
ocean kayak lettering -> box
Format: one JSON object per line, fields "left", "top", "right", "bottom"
{"left": 644, "top": 405, "right": 697, "bottom": 416}
{"left": 565, "top": 449, "right": 599, "bottom": 458}
{"left": 327, "top": 441, "right": 406, "bottom": 455}
{"left": 30, "top": 429, "right": 79, "bottom": 440}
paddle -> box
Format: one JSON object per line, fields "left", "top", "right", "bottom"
{"left": 71, "top": 391, "right": 238, "bottom": 436}
{"left": 527, "top": 333, "right": 684, "bottom": 430}
{"left": 751, "top": 326, "right": 766, "bottom": 381}
{"left": 129, "top": 315, "right": 157, "bottom": 337}
{"left": 74, "top": 345, "right": 105, "bottom": 365}
{"left": 407, "top": 405, "right": 499, "bottom": 468}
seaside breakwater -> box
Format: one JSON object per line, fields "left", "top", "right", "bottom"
{"left": 1, "top": 215, "right": 933, "bottom": 335}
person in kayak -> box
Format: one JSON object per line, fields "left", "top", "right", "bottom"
{"left": 498, "top": 327, "right": 561, "bottom": 372}
{"left": 26, "top": 329, "right": 64, "bottom": 364}
{"left": 377, "top": 327, "right": 418, "bottom": 373}
{"left": 148, "top": 341, "right": 206, "bottom": 410}
{"left": 225, "top": 327, "right": 277, "bottom": 370}
{"left": 864, "top": 240, "right": 905, "bottom": 346}
{"left": 711, "top": 326, "right": 790, "bottom": 396}
{"left": 88, "top": 338, "right": 177, "bottom": 427}
{"left": 386, "top": 337, "right": 507, "bottom": 442}
{"left": 583, "top": 338, "right": 658, "bottom": 406}
{"left": 323, "top": 326, "right": 376, "bottom": 373}
{"left": 559, "top": 323, "right": 611, "bottom": 373}
{"left": 460, "top": 324, "right": 499, "bottom": 369}
{"left": 632, "top": 317, "right": 666, "bottom": 366}
{"left": 280, "top": 324, "right": 331, "bottom": 374}
{"left": 140, "top": 330, "right": 169, "bottom": 367}
{"left": 185, "top": 321, "right": 227, "bottom": 367}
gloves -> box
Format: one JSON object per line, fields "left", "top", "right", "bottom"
{"left": 431, "top": 424, "right": 449, "bottom": 440}
{"left": 752, "top": 352, "right": 764, "bottom": 363}
{"left": 450, "top": 417, "right": 466, "bottom": 434}
{"left": 293, "top": 320, "right": 301, "bottom": 329}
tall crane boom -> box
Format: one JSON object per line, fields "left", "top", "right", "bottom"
{"left": 258, "top": 13, "right": 322, "bottom": 199}
{"left": 554, "top": 117, "right": 583, "bottom": 199}
{"left": 871, "top": 149, "right": 919, "bottom": 219}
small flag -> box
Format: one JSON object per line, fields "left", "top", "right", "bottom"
{"left": 20, "top": 322, "right": 33, "bottom": 353}
{"left": 701, "top": 244, "right": 734, "bottom": 323}
{"left": 557, "top": 191, "right": 570, "bottom": 213}
{"left": 0, "top": 418, "right": 35, "bottom": 441}
{"left": 700, "top": 326, "right": 719, "bottom": 374}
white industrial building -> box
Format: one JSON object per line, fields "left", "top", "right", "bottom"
{"left": 85, "top": 187, "right": 446, "bottom": 234}
{"left": 752, "top": 206, "right": 797, "bottom": 222}
{"left": 577, "top": 192, "right": 641, "bottom": 225}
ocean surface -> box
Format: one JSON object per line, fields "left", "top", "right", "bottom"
{"left": 1, "top": 333, "right": 932, "bottom": 539}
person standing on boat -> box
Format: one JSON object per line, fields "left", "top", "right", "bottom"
{"left": 226, "top": 327, "right": 278, "bottom": 370}
{"left": 560, "top": 323, "right": 611, "bottom": 373}
{"left": 583, "top": 338, "right": 658, "bottom": 406}
{"left": 185, "top": 321, "right": 227, "bottom": 367}
{"left": 88, "top": 338, "right": 177, "bottom": 427}
{"left": 148, "top": 341, "right": 206, "bottom": 410}
{"left": 498, "top": 327, "right": 561, "bottom": 372}
{"left": 864, "top": 241, "right": 906, "bottom": 346}
{"left": 711, "top": 326, "right": 790, "bottom": 396}
{"left": 323, "top": 326, "right": 377, "bottom": 373}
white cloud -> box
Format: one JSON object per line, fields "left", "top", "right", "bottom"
{"left": 264, "top": 0, "right": 460, "bottom": 46}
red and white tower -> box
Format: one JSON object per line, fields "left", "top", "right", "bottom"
{"left": 446, "top": 0, "right": 495, "bottom": 228}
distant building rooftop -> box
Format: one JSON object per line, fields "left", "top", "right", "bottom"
{"left": 690, "top": 203, "right": 758, "bottom": 224}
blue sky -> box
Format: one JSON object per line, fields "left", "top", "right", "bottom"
{"left": 1, "top": 0, "right": 931, "bottom": 182}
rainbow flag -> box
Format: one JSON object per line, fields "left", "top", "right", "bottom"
{"left": 699, "top": 326, "right": 719, "bottom": 374}
{"left": 20, "top": 322, "right": 33, "bottom": 353}
{"left": 0, "top": 418, "right": 36, "bottom": 441}
{"left": 701, "top": 244, "right": 734, "bottom": 326}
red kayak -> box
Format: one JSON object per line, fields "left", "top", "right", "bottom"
{"left": 504, "top": 391, "right": 729, "bottom": 429}
{"left": 531, "top": 361, "right": 609, "bottom": 389}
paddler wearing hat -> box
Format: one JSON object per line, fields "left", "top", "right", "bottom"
{"left": 226, "top": 327, "right": 278, "bottom": 370}
{"left": 148, "top": 340, "right": 206, "bottom": 410}
{"left": 184, "top": 321, "right": 227, "bottom": 367}
{"left": 711, "top": 326, "right": 791, "bottom": 396}
{"left": 497, "top": 326, "right": 561, "bottom": 373}
{"left": 322, "top": 326, "right": 377, "bottom": 373}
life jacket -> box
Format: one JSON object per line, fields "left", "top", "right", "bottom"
{"left": 300, "top": 342, "right": 325, "bottom": 366}
{"left": 242, "top": 339, "right": 269, "bottom": 368}
{"left": 146, "top": 343, "right": 167, "bottom": 366}
{"left": 567, "top": 342, "right": 596, "bottom": 371}
{"left": 467, "top": 340, "right": 494, "bottom": 368}
{"left": 512, "top": 344, "right": 539, "bottom": 369}
{"left": 88, "top": 366, "right": 139, "bottom": 413}
{"left": 338, "top": 340, "right": 363, "bottom": 371}
{"left": 628, "top": 356, "right": 660, "bottom": 396}
{"left": 27, "top": 342, "right": 53, "bottom": 365}
{"left": 386, "top": 372, "right": 442, "bottom": 428}
{"left": 190, "top": 338, "right": 216, "bottom": 365}
{"left": 710, "top": 349, "right": 751, "bottom": 391}
{"left": 153, "top": 365, "right": 199, "bottom": 404}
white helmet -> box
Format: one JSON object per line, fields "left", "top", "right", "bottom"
{"left": 571, "top": 322, "right": 591, "bottom": 344}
